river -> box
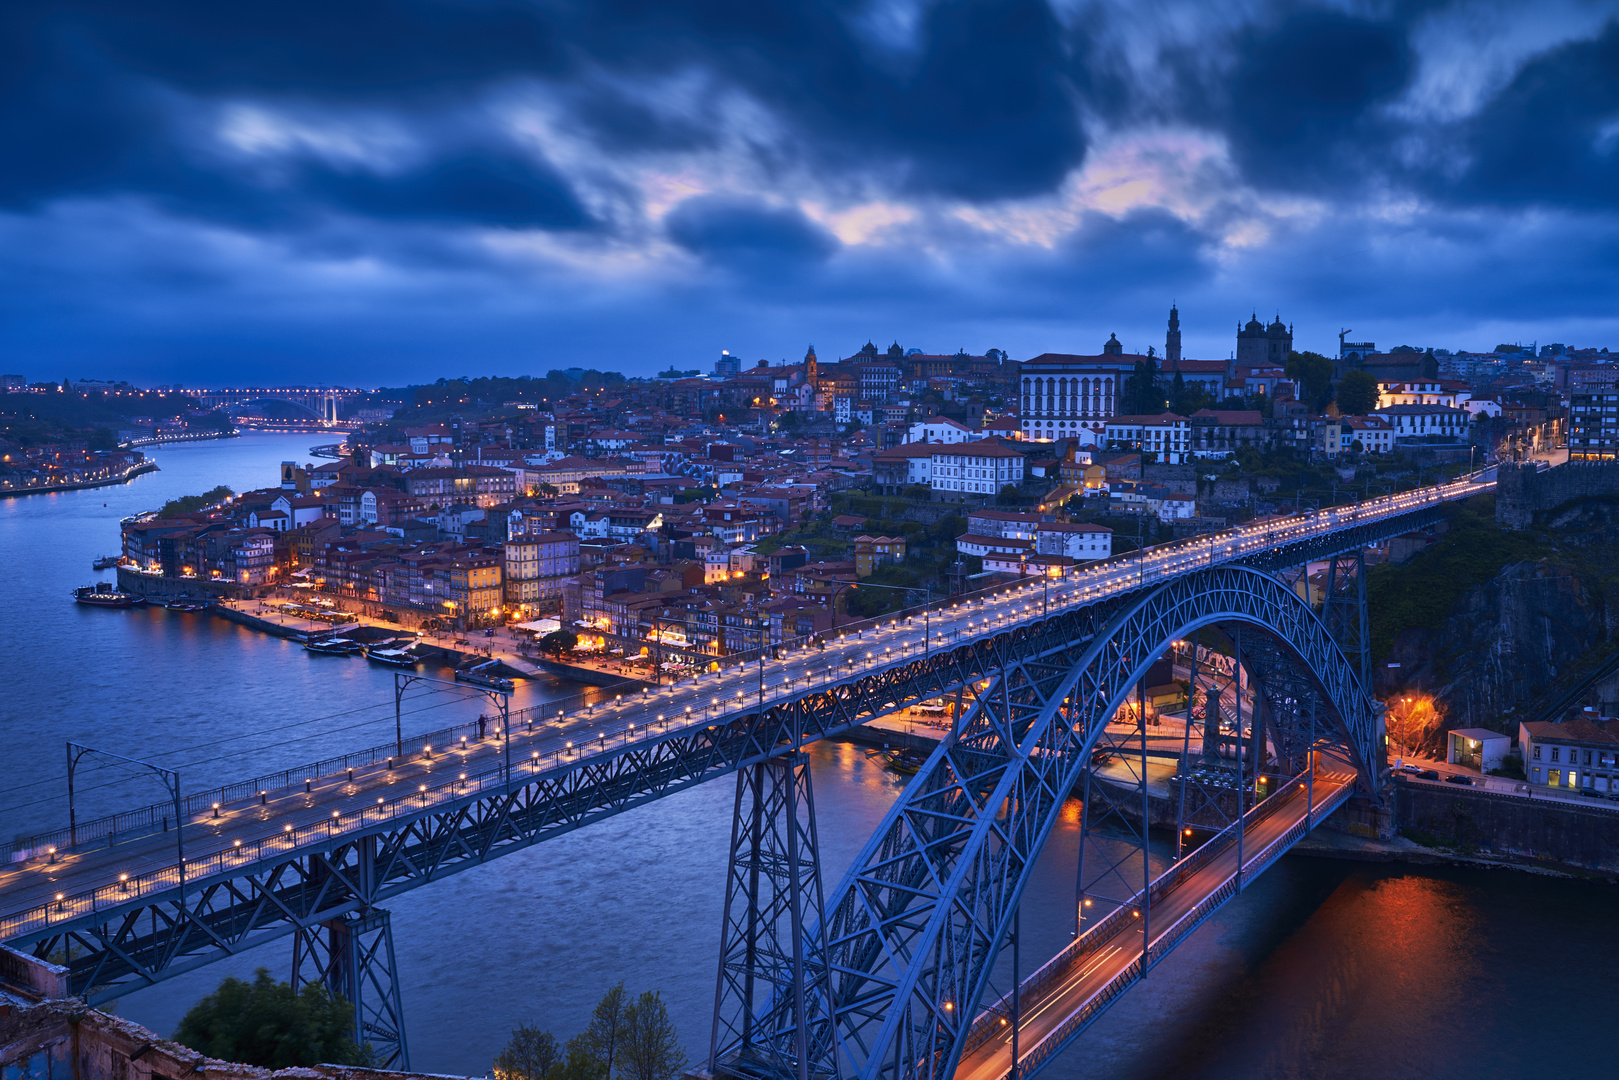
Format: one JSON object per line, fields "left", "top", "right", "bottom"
{"left": 1, "top": 433, "right": 1610, "bottom": 1080}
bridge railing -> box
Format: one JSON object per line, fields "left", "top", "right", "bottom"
{"left": 6, "top": 475, "right": 1482, "bottom": 868}
{"left": 994, "top": 775, "right": 1353, "bottom": 1080}
{"left": 964, "top": 769, "right": 1321, "bottom": 1053}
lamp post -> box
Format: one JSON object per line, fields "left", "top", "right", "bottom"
{"left": 839, "top": 579, "right": 933, "bottom": 654}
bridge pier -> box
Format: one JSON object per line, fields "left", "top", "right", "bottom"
{"left": 292, "top": 905, "right": 409, "bottom": 1069}
{"left": 710, "top": 753, "right": 830, "bottom": 1080}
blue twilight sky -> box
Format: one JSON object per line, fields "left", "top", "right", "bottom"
{"left": 3, "top": 0, "right": 1619, "bottom": 386}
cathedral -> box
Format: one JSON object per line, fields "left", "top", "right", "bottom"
{"left": 1236, "top": 314, "right": 1293, "bottom": 367}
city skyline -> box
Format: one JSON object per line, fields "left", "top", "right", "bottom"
{"left": 3, "top": 1, "right": 1617, "bottom": 382}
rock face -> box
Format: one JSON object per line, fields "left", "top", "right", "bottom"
{"left": 1374, "top": 501, "right": 1619, "bottom": 754}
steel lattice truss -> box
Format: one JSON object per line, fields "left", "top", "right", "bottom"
{"left": 17, "top": 581, "right": 1131, "bottom": 1000}
{"left": 740, "top": 566, "right": 1381, "bottom": 1080}
{"left": 13, "top": 499, "right": 1444, "bottom": 1025}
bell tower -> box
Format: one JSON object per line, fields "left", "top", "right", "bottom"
{"left": 1166, "top": 305, "right": 1182, "bottom": 370}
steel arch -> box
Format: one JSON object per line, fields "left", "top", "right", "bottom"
{"left": 764, "top": 565, "right": 1381, "bottom": 1080}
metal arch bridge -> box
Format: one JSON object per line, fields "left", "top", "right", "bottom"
{"left": 0, "top": 475, "right": 1491, "bottom": 1075}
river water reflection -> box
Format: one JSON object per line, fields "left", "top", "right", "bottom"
{"left": 1, "top": 434, "right": 1608, "bottom": 1079}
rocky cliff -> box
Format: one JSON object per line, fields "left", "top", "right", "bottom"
{"left": 1369, "top": 495, "right": 1619, "bottom": 755}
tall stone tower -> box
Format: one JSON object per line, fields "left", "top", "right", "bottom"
{"left": 1165, "top": 305, "right": 1182, "bottom": 369}
{"left": 804, "top": 344, "right": 818, "bottom": 388}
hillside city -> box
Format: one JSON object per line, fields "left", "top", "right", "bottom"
{"left": 13, "top": 309, "right": 1582, "bottom": 652}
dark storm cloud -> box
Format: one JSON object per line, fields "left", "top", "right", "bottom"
{"left": 665, "top": 195, "right": 839, "bottom": 262}
{"left": 0, "top": 1, "right": 1616, "bottom": 384}
{"left": 1214, "top": 7, "right": 1418, "bottom": 190}
{"left": 1446, "top": 18, "right": 1619, "bottom": 210}
{"left": 0, "top": 0, "right": 1096, "bottom": 222}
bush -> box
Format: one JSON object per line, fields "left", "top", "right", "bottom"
{"left": 174, "top": 968, "right": 367, "bottom": 1068}
{"left": 157, "top": 485, "right": 234, "bottom": 519}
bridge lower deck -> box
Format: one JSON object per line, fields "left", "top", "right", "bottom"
{"left": 957, "top": 770, "right": 1356, "bottom": 1080}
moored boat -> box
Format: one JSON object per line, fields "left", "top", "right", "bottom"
{"left": 455, "top": 661, "right": 515, "bottom": 692}
{"left": 73, "top": 583, "right": 146, "bottom": 608}
{"left": 305, "top": 636, "right": 361, "bottom": 655}
{"left": 91, "top": 555, "right": 121, "bottom": 571}
{"left": 364, "top": 645, "right": 419, "bottom": 667}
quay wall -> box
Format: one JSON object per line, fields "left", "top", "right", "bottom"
{"left": 0, "top": 460, "right": 158, "bottom": 500}
{"left": 1496, "top": 460, "right": 1619, "bottom": 528}
{"left": 1394, "top": 779, "right": 1619, "bottom": 873}
{"left": 115, "top": 568, "right": 245, "bottom": 601}
{"left": 0, "top": 997, "right": 477, "bottom": 1080}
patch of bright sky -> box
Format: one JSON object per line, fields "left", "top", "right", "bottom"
{"left": 850, "top": 0, "right": 927, "bottom": 54}
{"left": 215, "top": 104, "right": 415, "bottom": 170}
{"left": 1395, "top": 0, "right": 1615, "bottom": 123}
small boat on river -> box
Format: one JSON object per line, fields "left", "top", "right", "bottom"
{"left": 364, "top": 645, "right": 419, "bottom": 667}
{"left": 305, "top": 637, "right": 362, "bottom": 656}
{"left": 73, "top": 583, "right": 146, "bottom": 608}
{"left": 91, "top": 555, "right": 121, "bottom": 571}
{"left": 455, "top": 660, "right": 516, "bottom": 692}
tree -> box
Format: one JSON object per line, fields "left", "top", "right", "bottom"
{"left": 87, "top": 426, "right": 118, "bottom": 451}
{"left": 1121, "top": 357, "right": 1165, "bottom": 415}
{"left": 495, "top": 1025, "right": 563, "bottom": 1080}
{"left": 539, "top": 630, "right": 578, "bottom": 655}
{"left": 1336, "top": 370, "right": 1379, "bottom": 416}
{"left": 996, "top": 484, "right": 1022, "bottom": 506}
{"left": 1285, "top": 350, "right": 1335, "bottom": 409}
{"left": 617, "top": 991, "right": 686, "bottom": 1080}
{"left": 538, "top": 482, "right": 560, "bottom": 497}
{"left": 578, "top": 982, "right": 630, "bottom": 1080}
{"left": 174, "top": 968, "right": 365, "bottom": 1068}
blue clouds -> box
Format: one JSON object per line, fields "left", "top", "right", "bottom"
{"left": 0, "top": 1, "right": 1615, "bottom": 383}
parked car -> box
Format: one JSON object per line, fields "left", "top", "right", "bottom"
{"left": 1398, "top": 763, "right": 1426, "bottom": 774}
{"left": 1417, "top": 769, "right": 1441, "bottom": 780}
{"left": 1444, "top": 773, "right": 1473, "bottom": 785}
{"left": 1578, "top": 788, "right": 1606, "bottom": 799}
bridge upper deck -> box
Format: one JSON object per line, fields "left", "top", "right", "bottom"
{"left": 0, "top": 474, "right": 1490, "bottom": 947}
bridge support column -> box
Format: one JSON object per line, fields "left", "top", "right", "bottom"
{"left": 709, "top": 753, "right": 829, "bottom": 1080}
{"left": 1321, "top": 551, "right": 1369, "bottom": 692}
{"left": 292, "top": 906, "right": 409, "bottom": 1069}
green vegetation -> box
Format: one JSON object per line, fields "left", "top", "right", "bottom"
{"left": 1286, "top": 350, "right": 1335, "bottom": 410}
{"left": 157, "top": 485, "right": 234, "bottom": 519}
{"left": 540, "top": 630, "right": 578, "bottom": 655}
{"left": 1121, "top": 356, "right": 1166, "bottom": 415}
{"left": 173, "top": 967, "right": 369, "bottom": 1068}
{"left": 1336, "top": 370, "right": 1379, "bottom": 415}
{"left": 1366, "top": 495, "right": 1542, "bottom": 662}
{"left": 493, "top": 983, "right": 685, "bottom": 1080}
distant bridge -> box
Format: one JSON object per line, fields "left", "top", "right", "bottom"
{"left": 0, "top": 474, "right": 1493, "bottom": 1076}
{"left": 190, "top": 387, "right": 369, "bottom": 425}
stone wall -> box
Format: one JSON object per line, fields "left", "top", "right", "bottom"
{"left": 1496, "top": 461, "right": 1619, "bottom": 528}
{"left": 0, "top": 1000, "right": 476, "bottom": 1080}
{"left": 1394, "top": 779, "right": 1619, "bottom": 873}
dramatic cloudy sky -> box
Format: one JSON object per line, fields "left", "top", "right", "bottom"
{"left": 3, "top": 0, "right": 1619, "bottom": 385}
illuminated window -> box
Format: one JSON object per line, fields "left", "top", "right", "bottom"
{"left": 1568, "top": 772, "right": 1578, "bottom": 788}
{"left": 1549, "top": 769, "right": 1561, "bottom": 787}
{"left": 1532, "top": 745, "right": 1541, "bottom": 760}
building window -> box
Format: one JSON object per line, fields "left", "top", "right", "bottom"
{"left": 1532, "top": 745, "right": 1541, "bottom": 760}
{"left": 1548, "top": 769, "right": 1560, "bottom": 787}
{"left": 1551, "top": 747, "right": 1560, "bottom": 762}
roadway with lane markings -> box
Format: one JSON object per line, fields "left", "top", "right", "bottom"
{"left": 0, "top": 475, "right": 1489, "bottom": 938}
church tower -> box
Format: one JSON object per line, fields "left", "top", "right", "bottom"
{"left": 1165, "top": 305, "right": 1182, "bottom": 370}
{"left": 804, "top": 344, "right": 818, "bottom": 389}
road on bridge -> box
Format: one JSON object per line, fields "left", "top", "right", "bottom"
{"left": 1, "top": 477, "right": 1483, "bottom": 940}
{"left": 955, "top": 769, "right": 1357, "bottom": 1080}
